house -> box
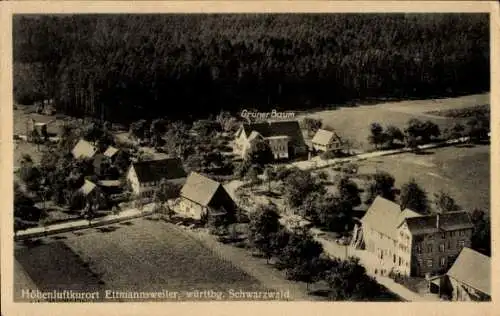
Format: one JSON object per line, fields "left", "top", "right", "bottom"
{"left": 126, "top": 158, "right": 187, "bottom": 199}
{"left": 72, "top": 139, "right": 98, "bottom": 159}
{"left": 78, "top": 179, "right": 106, "bottom": 209}
{"left": 442, "top": 247, "right": 491, "bottom": 301}
{"left": 358, "top": 196, "right": 474, "bottom": 277}
{"left": 103, "top": 146, "right": 120, "bottom": 159}
{"left": 234, "top": 120, "right": 307, "bottom": 160}
{"left": 311, "top": 129, "right": 343, "bottom": 152}
{"left": 178, "top": 172, "right": 236, "bottom": 223}
{"left": 26, "top": 118, "right": 56, "bottom": 141}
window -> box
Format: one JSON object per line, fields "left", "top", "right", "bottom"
{"left": 415, "top": 244, "right": 422, "bottom": 254}
{"left": 459, "top": 230, "right": 465, "bottom": 237}
{"left": 441, "top": 233, "right": 446, "bottom": 239}
{"left": 458, "top": 240, "right": 465, "bottom": 249}
{"left": 439, "top": 244, "right": 445, "bottom": 252}
{"left": 426, "top": 259, "right": 433, "bottom": 268}
{"left": 426, "top": 244, "right": 433, "bottom": 253}
{"left": 447, "top": 241, "right": 452, "bottom": 250}
{"left": 440, "top": 257, "right": 446, "bottom": 267}
{"left": 428, "top": 234, "right": 434, "bottom": 240}
{"left": 448, "top": 255, "right": 456, "bottom": 265}
{"left": 398, "top": 257, "right": 402, "bottom": 266}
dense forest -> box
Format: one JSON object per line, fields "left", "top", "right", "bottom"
{"left": 13, "top": 14, "right": 489, "bottom": 123}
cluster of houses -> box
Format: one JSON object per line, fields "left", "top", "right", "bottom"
{"left": 353, "top": 196, "right": 490, "bottom": 301}
{"left": 70, "top": 136, "right": 238, "bottom": 223}
{"left": 66, "top": 120, "right": 489, "bottom": 301}
{"left": 234, "top": 120, "right": 344, "bottom": 160}
{"left": 68, "top": 118, "right": 346, "bottom": 218}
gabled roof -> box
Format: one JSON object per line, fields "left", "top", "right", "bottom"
{"left": 72, "top": 139, "right": 97, "bottom": 159}
{"left": 312, "top": 129, "right": 341, "bottom": 146}
{"left": 241, "top": 121, "right": 305, "bottom": 146}
{"left": 97, "top": 180, "right": 122, "bottom": 187}
{"left": 404, "top": 211, "right": 473, "bottom": 235}
{"left": 93, "top": 154, "right": 107, "bottom": 168}
{"left": 248, "top": 131, "right": 265, "bottom": 142}
{"left": 79, "top": 180, "right": 97, "bottom": 196}
{"left": 180, "top": 172, "right": 224, "bottom": 207}
{"left": 103, "top": 146, "right": 119, "bottom": 158}
{"left": 447, "top": 247, "right": 491, "bottom": 296}
{"left": 398, "top": 208, "right": 422, "bottom": 225}
{"left": 131, "top": 158, "right": 187, "bottom": 183}
{"left": 361, "top": 196, "right": 404, "bottom": 239}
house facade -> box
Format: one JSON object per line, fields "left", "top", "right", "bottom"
{"left": 311, "top": 129, "right": 343, "bottom": 152}
{"left": 234, "top": 120, "right": 307, "bottom": 160}
{"left": 178, "top": 172, "right": 236, "bottom": 223}
{"left": 359, "top": 196, "right": 473, "bottom": 277}
{"left": 126, "top": 158, "right": 187, "bottom": 199}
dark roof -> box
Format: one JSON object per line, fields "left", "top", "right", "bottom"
{"left": 180, "top": 172, "right": 222, "bottom": 207}
{"left": 93, "top": 154, "right": 106, "bottom": 168}
{"left": 242, "top": 121, "right": 305, "bottom": 146}
{"left": 447, "top": 247, "right": 490, "bottom": 295}
{"left": 404, "top": 211, "right": 473, "bottom": 235}
{"left": 131, "top": 158, "right": 187, "bottom": 183}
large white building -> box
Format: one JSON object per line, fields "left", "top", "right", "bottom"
{"left": 356, "top": 196, "right": 474, "bottom": 277}
{"left": 234, "top": 120, "right": 307, "bottom": 160}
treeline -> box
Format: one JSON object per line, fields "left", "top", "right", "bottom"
{"left": 13, "top": 14, "right": 489, "bottom": 123}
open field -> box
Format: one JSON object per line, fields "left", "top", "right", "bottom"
{"left": 298, "top": 93, "right": 489, "bottom": 151}
{"left": 13, "top": 105, "right": 65, "bottom": 136}
{"left": 354, "top": 144, "right": 490, "bottom": 213}
{"left": 14, "top": 219, "right": 264, "bottom": 301}
{"left": 14, "top": 240, "right": 104, "bottom": 301}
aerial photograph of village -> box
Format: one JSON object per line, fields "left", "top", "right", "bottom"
{"left": 12, "top": 13, "right": 490, "bottom": 302}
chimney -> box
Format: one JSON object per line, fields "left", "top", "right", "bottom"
{"left": 436, "top": 213, "right": 440, "bottom": 229}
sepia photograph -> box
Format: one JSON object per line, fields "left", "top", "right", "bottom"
{"left": 3, "top": 3, "right": 495, "bottom": 312}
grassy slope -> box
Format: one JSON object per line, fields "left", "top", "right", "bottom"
{"left": 356, "top": 145, "right": 490, "bottom": 213}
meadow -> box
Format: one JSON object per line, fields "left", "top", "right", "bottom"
{"left": 298, "top": 93, "right": 489, "bottom": 151}
{"left": 14, "top": 219, "right": 264, "bottom": 302}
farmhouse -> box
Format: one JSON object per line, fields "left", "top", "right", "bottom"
{"left": 126, "top": 158, "right": 187, "bottom": 199}
{"left": 234, "top": 120, "right": 307, "bottom": 160}
{"left": 178, "top": 172, "right": 236, "bottom": 222}
{"left": 441, "top": 247, "right": 491, "bottom": 301}
{"left": 311, "top": 129, "right": 343, "bottom": 152}
{"left": 356, "top": 196, "right": 473, "bottom": 277}
{"left": 72, "top": 139, "right": 98, "bottom": 159}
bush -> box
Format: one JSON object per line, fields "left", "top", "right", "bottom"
{"left": 234, "top": 240, "right": 248, "bottom": 248}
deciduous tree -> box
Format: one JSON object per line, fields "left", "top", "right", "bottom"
{"left": 400, "top": 178, "right": 429, "bottom": 214}
{"left": 365, "top": 171, "right": 396, "bottom": 204}
{"left": 433, "top": 190, "right": 460, "bottom": 214}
